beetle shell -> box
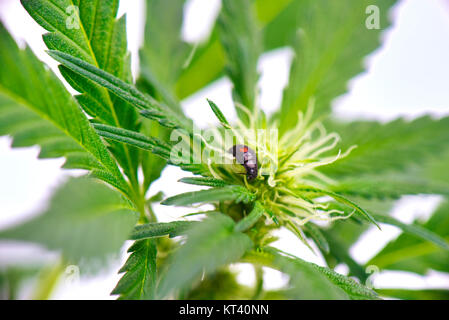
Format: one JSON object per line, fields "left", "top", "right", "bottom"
{"left": 228, "top": 144, "right": 258, "bottom": 180}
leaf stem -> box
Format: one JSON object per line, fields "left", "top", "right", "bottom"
{"left": 32, "top": 260, "right": 65, "bottom": 300}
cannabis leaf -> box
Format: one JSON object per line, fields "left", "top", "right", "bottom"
{"left": 21, "top": 0, "right": 142, "bottom": 192}
{"left": 157, "top": 214, "right": 253, "bottom": 298}
{"left": 139, "top": 0, "right": 189, "bottom": 111}
{"left": 369, "top": 200, "right": 449, "bottom": 274}
{"left": 235, "top": 202, "right": 266, "bottom": 233}
{"left": 371, "top": 213, "right": 449, "bottom": 251}
{"left": 130, "top": 221, "right": 196, "bottom": 240}
{"left": 323, "top": 116, "right": 449, "bottom": 177}
{"left": 377, "top": 289, "right": 449, "bottom": 300}
{"left": 179, "top": 176, "right": 232, "bottom": 188}
{"left": 245, "top": 248, "right": 379, "bottom": 300}
{"left": 176, "top": 0, "right": 358, "bottom": 100}
{"left": 161, "top": 186, "right": 256, "bottom": 206}
{"left": 92, "top": 123, "right": 171, "bottom": 160}
{"left": 0, "top": 177, "right": 138, "bottom": 269}
{"left": 111, "top": 239, "right": 157, "bottom": 300}
{"left": 4, "top": 0, "right": 445, "bottom": 301}
{"left": 0, "top": 23, "right": 128, "bottom": 194}
{"left": 218, "top": 0, "right": 261, "bottom": 122}
{"left": 277, "top": 0, "right": 396, "bottom": 133}
{"left": 47, "top": 50, "right": 192, "bottom": 131}
{"left": 137, "top": 0, "right": 195, "bottom": 190}
{"left": 330, "top": 173, "right": 449, "bottom": 199}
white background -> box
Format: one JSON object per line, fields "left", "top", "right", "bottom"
{"left": 0, "top": 0, "right": 449, "bottom": 299}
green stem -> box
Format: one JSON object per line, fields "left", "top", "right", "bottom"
{"left": 32, "top": 260, "right": 65, "bottom": 300}
{"left": 252, "top": 265, "right": 264, "bottom": 300}
{"left": 146, "top": 203, "right": 158, "bottom": 223}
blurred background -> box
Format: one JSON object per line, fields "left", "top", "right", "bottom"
{"left": 0, "top": 0, "right": 449, "bottom": 299}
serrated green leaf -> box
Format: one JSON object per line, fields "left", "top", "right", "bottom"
{"left": 137, "top": 0, "right": 192, "bottom": 191}
{"left": 161, "top": 186, "right": 256, "bottom": 206}
{"left": 371, "top": 214, "right": 449, "bottom": 251}
{"left": 369, "top": 200, "right": 449, "bottom": 274}
{"left": 267, "top": 248, "right": 378, "bottom": 299}
{"left": 323, "top": 116, "right": 449, "bottom": 178}
{"left": 92, "top": 124, "right": 210, "bottom": 176}
{"left": 277, "top": 0, "right": 396, "bottom": 134}
{"left": 218, "top": 0, "right": 261, "bottom": 123}
{"left": 303, "top": 222, "right": 330, "bottom": 254}
{"left": 0, "top": 177, "right": 138, "bottom": 270}
{"left": 157, "top": 214, "right": 253, "bottom": 298}
{"left": 130, "top": 221, "right": 196, "bottom": 240}
{"left": 175, "top": 0, "right": 332, "bottom": 100}
{"left": 377, "top": 288, "right": 449, "bottom": 300}
{"left": 245, "top": 248, "right": 379, "bottom": 300}
{"left": 321, "top": 228, "right": 368, "bottom": 282}
{"left": 235, "top": 202, "right": 265, "bottom": 232}
{"left": 207, "top": 99, "right": 231, "bottom": 128}
{"left": 179, "top": 177, "right": 230, "bottom": 188}
{"left": 139, "top": 0, "right": 189, "bottom": 111}
{"left": 22, "top": 0, "right": 141, "bottom": 188}
{"left": 311, "top": 262, "right": 379, "bottom": 300}
{"left": 47, "top": 50, "right": 191, "bottom": 131}
{"left": 320, "top": 199, "right": 395, "bottom": 282}
{"left": 111, "top": 239, "right": 157, "bottom": 300}
{"left": 330, "top": 174, "right": 449, "bottom": 199}
{"left": 93, "top": 123, "right": 171, "bottom": 158}
{"left": 0, "top": 23, "right": 128, "bottom": 195}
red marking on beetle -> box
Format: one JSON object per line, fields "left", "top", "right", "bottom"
{"left": 240, "top": 147, "right": 248, "bottom": 153}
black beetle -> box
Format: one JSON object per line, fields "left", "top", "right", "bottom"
{"left": 228, "top": 144, "right": 258, "bottom": 180}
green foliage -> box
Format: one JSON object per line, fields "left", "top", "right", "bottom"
{"left": 184, "top": 269, "right": 252, "bottom": 300}
{"left": 371, "top": 214, "right": 449, "bottom": 251}
{"left": 245, "top": 248, "right": 379, "bottom": 300}
{"left": 207, "top": 99, "right": 231, "bottom": 128}
{"left": 218, "top": 0, "right": 261, "bottom": 123}
{"left": 139, "top": 0, "right": 189, "bottom": 111}
{"left": 303, "top": 223, "right": 330, "bottom": 254}
{"left": 295, "top": 186, "right": 380, "bottom": 229}
{"left": 369, "top": 200, "right": 449, "bottom": 274}
{"left": 235, "top": 202, "right": 265, "bottom": 232}
{"left": 0, "top": 266, "right": 42, "bottom": 300}
{"left": 157, "top": 214, "right": 253, "bottom": 298}
{"left": 137, "top": 0, "right": 190, "bottom": 189}
{"left": 130, "top": 221, "right": 196, "bottom": 240}
{"left": 377, "top": 288, "right": 449, "bottom": 300}
{"left": 271, "top": 253, "right": 348, "bottom": 300}
{"left": 2, "top": 0, "right": 448, "bottom": 301}
{"left": 175, "top": 0, "right": 307, "bottom": 99}
{"left": 0, "top": 23, "right": 128, "bottom": 194}
{"left": 320, "top": 199, "right": 395, "bottom": 281}
{"left": 277, "top": 0, "right": 396, "bottom": 134}
{"left": 330, "top": 173, "right": 449, "bottom": 199}
{"left": 0, "top": 177, "right": 138, "bottom": 269}
{"left": 323, "top": 116, "right": 449, "bottom": 178}
{"left": 47, "top": 50, "right": 191, "bottom": 131}
{"left": 179, "top": 176, "right": 231, "bottom": 188}
{"left": 161, "top": 186, "right": 256, "bottom": 206}
{"left": 93, "top": 123, "right": 171, "bottom": 159}
{"left": 112, "top": 239, "right": 157, "bottom": 300}
{"left": 21, "top": 0, "right": 141, "bottom": 191}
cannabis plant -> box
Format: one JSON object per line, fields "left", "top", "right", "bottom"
{"left": 1, "top": 0, "right": 448, "bottom": 300}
